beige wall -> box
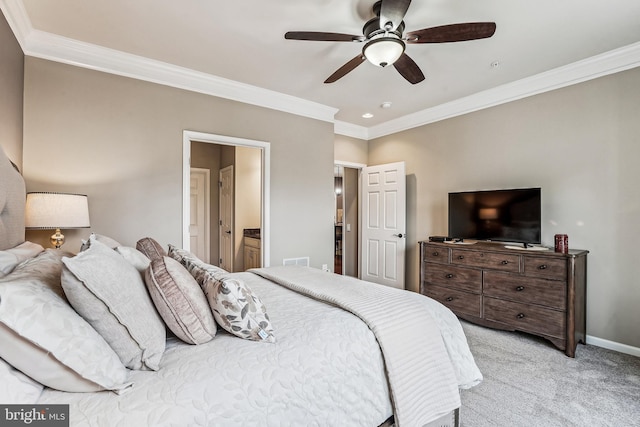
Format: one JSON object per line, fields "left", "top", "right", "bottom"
{"left": 234, "top": 145, "right": 261, "bottom": 270}
{"left": 334, "top": 134, "right": 368, "bottom": 165}
{"left": 22, "top": 57, "right": 335, "bottom": 269}
{"left": 0, "top": 11, "right": 23, "bottom": 169}
{"left": 369, "top": 67, "right": 640, "bottom": 348}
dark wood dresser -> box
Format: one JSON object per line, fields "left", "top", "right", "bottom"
{"left": 419, "top": 241, "right": 588, "bottom": 357}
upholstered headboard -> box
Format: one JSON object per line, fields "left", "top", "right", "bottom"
{"left": 0, "top": 146, "right": 25, "bottom": 250}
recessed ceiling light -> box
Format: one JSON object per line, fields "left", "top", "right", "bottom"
{"left": 362, "top": 113, "right": 374, "bottom": 118}
{"left": 381, "top": 101, "right": 392, "bottom": 109}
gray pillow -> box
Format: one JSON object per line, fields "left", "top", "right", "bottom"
{"left": 145, "top": 256, "right": 217, "bottom": 345}
{"left": 0, "top": 252, "right": 130, "bottom": 393}
{"left": 61, "top": 238, "right": 166, "bottom": 371}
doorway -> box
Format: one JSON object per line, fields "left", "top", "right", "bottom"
{"left": 334, "top": 162, "right": 364, "bottom": 278}
{"left": 182, "top": 131, "right": 271, "bottom": 270}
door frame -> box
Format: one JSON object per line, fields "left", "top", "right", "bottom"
{"left": 182, "top": 130, "right": 271, "bottom": 267}
{"left": 335, "top": 160, "right": 366, "bottom": 278}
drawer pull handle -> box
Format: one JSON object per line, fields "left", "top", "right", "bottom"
{"left": 432, "top": 251, "right": 439, "bottom": 256}
{"left": 445, "top": 274, "right": 454, "bottom": 279}
{"left": 501, "top": 260, "right": 509, "bottom": 265}
{"left": 516, "top": 313, "right": 525, "bottom": 319}
{"left": 538, "top": 264, "right": 548, "bottom": 270}
{"left": 516, "top": 286, "right": 525, "bottom": 292}
{"left": 458, "top": 255, "right": 464, "bottom": 260}
{"left": 445, "top": 297, "right": 454, "bottom": 302}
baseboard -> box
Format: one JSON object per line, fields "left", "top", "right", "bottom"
{"left": 586, "top": 335, "right": 640, "bottom": 358}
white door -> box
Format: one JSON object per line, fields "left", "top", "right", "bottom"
{"left": 219, "top": 166, "right": 234, "bottom": 271}
{"left": 360, "top": 162, "right": 406, "bottom": 289}
{"left": 189, "top": 168, "right": 210, "bottom": 263}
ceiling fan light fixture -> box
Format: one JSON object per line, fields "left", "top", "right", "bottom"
{"left": 363, "top": 37, "right": 405, "bottom": 67}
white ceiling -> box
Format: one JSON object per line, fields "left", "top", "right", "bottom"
{"left": 4, "top": 0, "right": 640, "bottom": 138}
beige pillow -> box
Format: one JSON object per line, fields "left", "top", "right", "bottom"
{"left": 61, "top": 239, "right": 166, "bottom": 371}
{"left": 145, "top": 256, "right": 217, "bottom": 344}
{"left": 136, "top": 237, "right": 166, "bottom": 261}
{"left": 0, "top": 253, "right": 130, "bottom": 393}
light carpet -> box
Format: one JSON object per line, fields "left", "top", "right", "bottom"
{"left": 459, "top": 321, "right": 640, "bottom": 426}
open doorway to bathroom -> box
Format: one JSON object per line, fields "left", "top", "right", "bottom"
{"left": 334, "top": 164, "right": 360, "bottom": 277}
{"left": 183, "top": 131, "right": 270, "bottom": 271}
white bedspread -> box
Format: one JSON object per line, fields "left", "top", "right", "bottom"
{"left": 38, "top": 271, "right": 394, "bottom": 426}
{"left": 252, "top": 266, "right": 482, "bottom": 427}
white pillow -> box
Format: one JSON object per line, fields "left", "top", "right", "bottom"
{"left": 115, "top": 246, "right": 151, "bottom": 273}
{"left": 0, "top": 357, "right": 43, "bottom": 404}
{"left": 0, "top": 255, "right": 131, "bottom": 393}
{"left": 0, "top": 241, "right": 44, "bottom": 278}
{"left": 62, "top": 238, "right": 166, "bottom": 370}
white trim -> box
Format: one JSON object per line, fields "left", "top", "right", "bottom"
{"left": 586, "top": 335, "right": 640, "bottom": 358}
{"left": 334, "top": 160, "right": 367, "bottom": 169}
{"left": 3, "top": 0, "right": 640, "bottom": 138}
{"left": 334, "top": 120, "right": 368, "bottom": 140}
{"left": 368, "top": 41, "right": 640, "bottom": 139}
{"left": 182, "top": 130, "right": 271, "bottom": 268}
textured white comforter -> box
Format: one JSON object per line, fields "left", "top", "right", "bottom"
{"left": 38, "top": 271, "right": 394, "bottom": 426}
{"left": 38, "top": 268, "right": 481, "bottom": 426}
{"left": 252, "top": 266, "right": 483, "bottom": 426}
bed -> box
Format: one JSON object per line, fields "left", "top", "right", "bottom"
{"left": 0, "top": 145, "right": 482, "bottom": 427}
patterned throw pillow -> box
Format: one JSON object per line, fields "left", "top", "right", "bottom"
{"left": 207, "top": 277, "right": 275, "bottom": 343}
{"left": 167, "top": 245, "right": 228, "bottom": 291}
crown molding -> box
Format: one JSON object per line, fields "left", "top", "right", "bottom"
{"left": 1, "top": 0, "right": 338, "bottom": 124}
{"left": 368, "top": 41, "right": 640, "bottom": 140}
{"left": 3, "top": 0, "right": 639, "bottom": 138}
{"left": 334, "top": 120, "right": 368, "bottom": 140}
{"left": 0, "top": 0, "right": 31, "bottom": 49}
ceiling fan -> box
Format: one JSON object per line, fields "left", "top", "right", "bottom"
{"left": 284, "top": 0, "right": 496, "bottom": 84}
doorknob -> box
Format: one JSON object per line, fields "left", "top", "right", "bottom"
{"left": 393, "top": 233, "right": 404, "bottom": 238}
{"left": 225, "top": 230, "right": 231, "bottom": 234}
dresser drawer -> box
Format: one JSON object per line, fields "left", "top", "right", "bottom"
{"left": 451, "top": 249, "right": 520, "bottom": 272}
{"left": 422, "top": 245, "right": 450, "bottom": 264}
{"left": 523, "top": 256, "right": 567, "bottom": 280}
{"left": 483, "top": 271, "right": 566, "bottom": 310}
{"left": 424, "top": 263, "right": 482, "bottom": 293}
{"left": 424, "top": 285, "right": 481, "bottom": 318}
{"left": 484, "top": 297, "right": 566, "bottom": 339}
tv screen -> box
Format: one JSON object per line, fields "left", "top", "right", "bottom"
{"left": 448, "top": 188, "right": 541, "bottom": 244}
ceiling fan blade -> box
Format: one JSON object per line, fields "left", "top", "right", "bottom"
{"left": 379, "top": 0, "right": 412, "bottom": 31}
{"left": 406, "top": 22, "right": 496, "bottom": 43}
{"left": 285, "top": 31, "right": 363, "bottom": 42}
{"left": 324, "top": 55, "right": 366, "bottom": 83}
{"left": 393, "top": 53, "right": 425, "bottom": 84}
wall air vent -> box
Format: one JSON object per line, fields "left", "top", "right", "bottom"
{"left": 283, "top": 257, "right": 310, "bottom": 267}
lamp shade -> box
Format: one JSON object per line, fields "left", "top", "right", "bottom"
{"left": 363, "top": 37, "right": 405, "bottom": 67}
{"left": 25, "top": 192, "right": 91, "bottom": 229}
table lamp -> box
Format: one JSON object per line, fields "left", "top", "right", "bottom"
{"left": 25, "top": 192, "right": 91, "bottom": 249}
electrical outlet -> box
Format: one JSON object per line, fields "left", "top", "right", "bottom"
{"left": 321, "top": 264, "right": 330, "bottom": 272}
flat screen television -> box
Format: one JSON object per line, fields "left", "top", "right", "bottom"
{"left": 448, "top": 187, "right": 541, "bottom": 244}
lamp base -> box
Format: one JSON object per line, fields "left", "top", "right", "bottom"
{"left": 50, "top": 228, "right": 65, "bottom": 249}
